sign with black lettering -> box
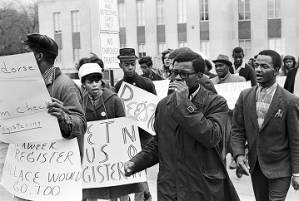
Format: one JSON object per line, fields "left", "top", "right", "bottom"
{"left": 1, "top": 139, "right": 82, "bottom": 201}
{"left": 82, "top": 117, "right": 146, "bottom": 188}
{"left": 0, "top": 53, "right": 62, "bottom": 143}
{"left": 100, "top": 33, "right": 119, "bottom": 69}
{"left": 118, "top": 82, "right": 160, "bottom": 135}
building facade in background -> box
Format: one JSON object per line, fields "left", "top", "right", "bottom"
{"left": 38, "top": 0, "right": 299, "bottom": 76}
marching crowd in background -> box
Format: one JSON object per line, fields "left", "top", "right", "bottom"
{"left": 1, "top": 33, "right": 299, "bottom": 201}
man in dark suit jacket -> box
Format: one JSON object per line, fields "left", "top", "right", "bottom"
{"left": 231, "top": 50, "right": 299, "bottom": 201}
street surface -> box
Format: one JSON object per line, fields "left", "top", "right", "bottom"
{"left": 146, "top": 163, "right": 298, "bottom": 201}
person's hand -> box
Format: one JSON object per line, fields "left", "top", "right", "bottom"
{"left": 47, "top": 98, "right": 68, "bottom": 121}
{"left": 292, "top": 176, "right": 299, "bottom": 190}
{"left": 124, "top": 161, "right": 135, "bottom": 176}
{"left": 236, "top": 155, "right": 250, "bottom": 176}
{"left": 169, "top": 80, "right": 188, "bottom": 105}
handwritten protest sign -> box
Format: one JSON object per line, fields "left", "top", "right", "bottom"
{"left": 0, "top": 53, "right": 61, "bottom": 143}
{"left": 82, "top": 117, "right": 146, "bottom": 188}
{"left": 215, "top": 81, "right": 251, "bottom": 109}
{"left": 153, "top": 80, "right": 170, "bottom": 100}
{"left": 276, "top": 76, "right": 286, "bottom": 87}
{"left": 118, "top": 82, "right": 159, "bottom": 135}
{"left": 1, "top": 139, "right": 82, "bottom": 201}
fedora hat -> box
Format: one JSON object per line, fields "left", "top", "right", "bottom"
{"left": 213, "top": 54, "right": 232, "bottom": 66}
{"left": 117, "top": 48, "right": 138, "bottom": 60}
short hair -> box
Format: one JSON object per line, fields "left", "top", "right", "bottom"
{"left": 161, "top": 48, "right": 173, "bottom": 64}
{"left": 169, "top": 47, "right": 192, "bottom": 60}
{"left": 138, "top": 56, "right": 153, "bottom": 67}
{"left": 205, "top": 59, "right": 213, "bottom": 71}
{"left": 77, "top": 53, "right": 104, "bottom": 70}
{"left": 173, "top": 50, "right": 205, "bottom": 73}
{"left": 258, "top": 50, "right": 282, "bottom": 70}
{"left": 232, "top": 47, "right": 244, "bottom": 55}
{"left": 30, "top": 46, "right": 56, "bottom": 65}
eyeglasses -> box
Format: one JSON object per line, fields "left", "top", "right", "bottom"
{"left": 170, "top": 70, "right": 196, "bottom": 79}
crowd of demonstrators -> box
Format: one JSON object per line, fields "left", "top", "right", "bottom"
{"left": 2, "top": 32, "right": 299, "bottom": 201}
{"left": 11, "top": 34, "right": 87, "bottom": 201}
{"left": 138, "top": 56, "right": 164, "bottom": 81}
{"left": 231, "top": 50, "right": 299, "bottom": 201}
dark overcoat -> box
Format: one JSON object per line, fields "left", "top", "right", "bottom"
{"left": 131, "top": 87, "right": 240, "bottom": 201}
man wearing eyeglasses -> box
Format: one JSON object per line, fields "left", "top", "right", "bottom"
{"left": 231, "top": 50, "right": 299, "bottom": 201}
{"left": 124, "top": 50, "right": 240, "bottom": 201}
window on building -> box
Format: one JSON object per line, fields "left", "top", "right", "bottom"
{"left": 71, "top": 10, "right": 80, "bottom": 62}
{"left": 136, "top": 0, "right": 145, "bottom": 26}
{"left": 177, "top": 0, "right": 187, "bottom": 23}
{"left": 53, "top": 12, "right": 62, "bottom": 62}
{"left": 238, "top": 0, "right": 250, "bottom": 20}
{"left": 118, "top": 0, "right": 126, "bottom": 27}
{"left": 178, "top": 41, "right": 187, "bottom": 48}
{"left": 158, "top": 43, "right": 167, "bottom": 55}
{"left": 239, "top": 39, "right": 251, "bottom": 58}
{"left": 71, "top": 11, "right": 80, "bottom": 32}
{"left": 157, "top": 0, "right": 165, "bottom": 25}
{"left": 200, "top": 40, "right": 210, "bottom": 58}
{"left": 53, "top": 12, "right": 61, "bottom": 33}
{"left": 200, "top": 0, "right": 209, "bottom": 21}
{"left": 138, "top": 44, "right": 146, "bottom": 58}
{"left": 268, "top": 0, "right": 280, "bottom": 19}
{"left": 268, "top": 38, "right": 285, "bottom": 55}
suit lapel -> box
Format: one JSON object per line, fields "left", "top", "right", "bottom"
{"left": 260, "top": 85, "right": 282, "bottom": 132}
{"left": 246, "top": 86, "right": 259, "bottom": 131}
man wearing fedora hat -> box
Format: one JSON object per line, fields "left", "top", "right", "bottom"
{"left": 211, "top": 54, "right": 246, "bottom": 84}
{"left": 115, "top": 48, "right": 155, "bottom": 201}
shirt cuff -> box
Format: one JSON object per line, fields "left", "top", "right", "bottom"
{"left": 293, "top": 173, "right": 299, "bottom": 177}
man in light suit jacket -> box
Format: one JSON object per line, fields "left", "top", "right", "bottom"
{"left": 231, "top": 50, "right": 299, "bottom": 201}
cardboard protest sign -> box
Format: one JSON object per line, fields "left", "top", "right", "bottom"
{"left": 118, "top": 82, "right": 159, "bottom": 135}
{"left": 214, "top": 81, "right": 251, "bottom": 109}
{"left": 82, "top": 117, "right": 146, "bottom": 188}
{"left": 276, "top": 76, "right": 287, "bottom": 87}
{"left": 1, "top": 139, "right": 82, "bottom": 201}
{"left": 0, "top": 53, "right": 61, "bottom": 143}
{"left": 153, "top": 80, "right": 170, "bottom": 100}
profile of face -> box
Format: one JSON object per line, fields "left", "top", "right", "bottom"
{"left": 163, "top": 53, "right": 171, "bottom": 67}
{"left": 171, "top": 61, "right": 198, "bottom": 91}
{"left": 83, "top": 74, "right": 103, "bottom": 98}
{"left": 284, "top": 59, "right": 294, "bottom": 70}
{"left": 119, "top": 60, "right": 136, "bottom": 78}
{"left": 254, "top": 55, "right": 277, "bottom": 87}
{"left": 233, "top": 52, "right": 244, "bottom": 67}
{"left": 140, "top": 63, "right": 151, "bottom": 76}
{"left": 215, "top": 62, "right": 229, "bottom": 78}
